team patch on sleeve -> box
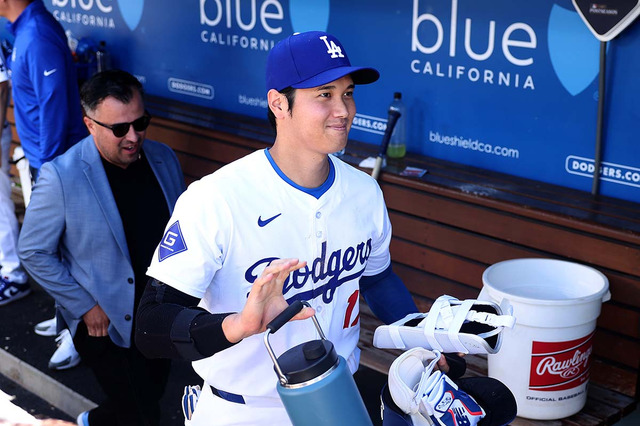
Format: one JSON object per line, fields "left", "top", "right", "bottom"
{"left": 159, "top": 221, "right": 188, "bottom": 262}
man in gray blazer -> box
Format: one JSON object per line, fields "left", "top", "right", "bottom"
{"left": 18, "top": 69, "right": 186, "bottom": 426}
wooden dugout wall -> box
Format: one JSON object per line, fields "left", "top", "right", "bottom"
{"left": 9, "top": 98, "right": 640, "bottom": 395}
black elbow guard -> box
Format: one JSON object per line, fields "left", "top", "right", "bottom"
{"left": 146, "top": 279, "right": 236, "bottom": 359}
{"left": 142, "top": 278, "right": 208, "bottom": 360}
{"left": 170, "top": 307, "right": 207, "bottom": 360}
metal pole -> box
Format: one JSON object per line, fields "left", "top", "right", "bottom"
{"left": 591, "top": 41, "right": 606, "bottom": 196}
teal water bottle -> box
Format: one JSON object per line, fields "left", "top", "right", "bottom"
{"left": 264, "top": 301, "right": 373, "bottom": 426}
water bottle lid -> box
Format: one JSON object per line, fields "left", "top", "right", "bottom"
{"left": 276, "top": 339, "right": 338, "bottom": 385}
{"left": 394, "top": 92, "right": 402, "bottom": 99}
{"left": 303, "top": 340, "right": 326, "bottom": 360}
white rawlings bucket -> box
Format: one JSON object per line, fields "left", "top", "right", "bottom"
{"left": 479, "top": 258, "right": 610, "bottom": 420}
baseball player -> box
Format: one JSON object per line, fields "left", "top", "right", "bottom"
{"left": 136, "top": 31, "right": 450, "bottom": 425}
{"left": 0, "top": 48, "right": 31, "bottom": 305}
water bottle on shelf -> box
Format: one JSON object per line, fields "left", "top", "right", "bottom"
{"left": 386, "top": 92, "right": 406, "bottom": 158}
{"left": 65, "top": 30, "right": 78, "bottom": 58}
{"left": 96, "top": 40, "right": 111, "bottom": 73}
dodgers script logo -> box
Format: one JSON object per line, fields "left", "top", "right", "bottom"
{"left": 244, "top": 240, "right": 372, "bottom": 304}
{"left": 548, "top": 4, "right": 602, "bottom": 96}
{"left": 117, "top": 0, "right": 144, "bottom": 31}
{"left": 289, "top": 0, "right": 329, "bottom": 33}
{"left": 529, "top": 332, "right": 594, "bottom": 392}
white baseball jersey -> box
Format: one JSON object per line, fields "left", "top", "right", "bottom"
{"left": 147, "top": 149, "right": 392, "bottom": 424}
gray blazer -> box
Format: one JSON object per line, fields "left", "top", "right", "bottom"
{"left": 18, "top": 135, "right": 186, "bottom": 348}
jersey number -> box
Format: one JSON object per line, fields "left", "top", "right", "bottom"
{"left": 343, "top": 289, "right": 360, "bottom": 329}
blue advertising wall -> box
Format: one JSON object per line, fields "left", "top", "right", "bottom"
{"left": 9, "top": 1, "right": 640, "bottom": 202}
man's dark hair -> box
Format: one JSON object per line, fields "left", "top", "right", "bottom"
{"left": 80, "top": 69, "right": 144, "bottom": 113}
{"left": 267, "top": 86, "right": 296, "bottom": 133}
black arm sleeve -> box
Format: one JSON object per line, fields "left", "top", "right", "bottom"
{"left": 135, "top": 278, "right": 237, "bottom": 361}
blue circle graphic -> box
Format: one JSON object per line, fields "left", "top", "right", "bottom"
{"left": 289, "top": 0, "right": 330, "bottom": 33}
{"left": 118, "top": 0, "right": 145, "bottom": 31}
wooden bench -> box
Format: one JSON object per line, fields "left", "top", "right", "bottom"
{"left": 7, "top": 96, "right": 639, "bottom": 424}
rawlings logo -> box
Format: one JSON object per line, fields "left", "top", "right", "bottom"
{"left": 529, "top": 332, "right": 595, "bottom": 392}
{"left": 535, "top": 348, "right": 592, "bottom": 379}
{"left": 245, "top": 239, "right": 371, "bottom": 304}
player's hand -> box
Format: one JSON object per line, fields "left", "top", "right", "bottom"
{"left": 436, "top": 354, "right": 450, "bottom": 373}
{"left": 437, "top": 353, "right": 466, "bottom": 376}
{"left": 222, "top": 258, "right": 314, "bottom": 343}
{"left": 82, "top": 304, "right": 110, "bottom": 337}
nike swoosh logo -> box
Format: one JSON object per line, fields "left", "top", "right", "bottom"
{"left": 43, "top": 68, "right": 57, "bottom": 77}
{"left": 258, "top": 213, "right": 282, "bottom": 227}
{"left": 3, "top": 286, "right": 18, "bottom": 299}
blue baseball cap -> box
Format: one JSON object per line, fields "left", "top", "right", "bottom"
{"left": 266, "top": 31, "right": 380, "bottom": 91}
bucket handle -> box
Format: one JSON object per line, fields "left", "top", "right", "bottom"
{"left": 478, "top": 287, "right": 514, "bottom": 317}
{"left": 478, "top": 287, "right": 490, "bottom": 302}
{"left": 263, "top": 301, "right": 326, "bottom": 385}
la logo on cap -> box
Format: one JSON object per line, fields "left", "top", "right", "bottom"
{"left": 320, "top": 35, "right": 344, "bottom": 58}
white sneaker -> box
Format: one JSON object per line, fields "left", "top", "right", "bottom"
{"left": 0, "top": 277, "right": 31, "bottom": 306}
{"left": 34, "top": 317, "right": 57, "bottom": 337}
{"left": 48, "top": 329, "right": 81, "bottom": 370}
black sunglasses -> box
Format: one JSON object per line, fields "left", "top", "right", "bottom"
{"left": 88, "top": 112, "right": 151, "bottom": 137}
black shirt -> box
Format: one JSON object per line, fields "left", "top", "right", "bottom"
{"left": 101, "top": 152, "right": 170, "bottom": 309}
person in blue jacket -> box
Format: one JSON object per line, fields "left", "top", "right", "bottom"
{"left": 0, "top": 0, "right": 86, "bottom": 177}
{"left": 19, "top": 69, "right": 186, "bottom": 426}
{"left": 0, "top": 1, "right": 87, "bottom": 364}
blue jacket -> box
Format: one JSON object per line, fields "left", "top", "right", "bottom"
{"left": 8, "top": 0, "right": 86, "bottom": 169}
{"left": 18, "top": 136, "right": 186, "bottom": 348}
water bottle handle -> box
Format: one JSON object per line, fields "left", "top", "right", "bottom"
{"left": 267, "top": 300, "right": 305, "bottom": 334}
{"left": 264, "top": 301, "right": 327, "bottom": 385}
{"left": 266, "top": 300, "right": 327, "bottom": 339}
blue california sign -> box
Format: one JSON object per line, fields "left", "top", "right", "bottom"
{"left": 37, "top": 0, "right": 640, "bottom": 202}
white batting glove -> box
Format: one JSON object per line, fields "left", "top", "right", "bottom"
{"left": 181, "top": 384, "right": 201, "bottom": 421}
